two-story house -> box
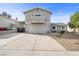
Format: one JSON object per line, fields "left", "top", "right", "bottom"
{"left": 23, "top": 8, "right": 52, "bottom": 33}
{"left": 0, "top": 12, "right": 18, "bottom": 31}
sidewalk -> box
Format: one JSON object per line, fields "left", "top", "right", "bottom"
{"left": 0, "top": 50, "right": 79, "bottom": 56}
{"left": 0, "top": 30, "right": 16, "bottom": 35}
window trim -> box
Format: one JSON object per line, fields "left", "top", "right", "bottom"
{"left": 32, "top": 13, "right": 42, "bottom": 16}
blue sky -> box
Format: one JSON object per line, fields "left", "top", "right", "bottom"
{"left": 0, "top": 3, "right": 79, "bottom": 24}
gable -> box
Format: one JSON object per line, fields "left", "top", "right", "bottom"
{"left": 23, "top": 8, "right": 52, "bottom": 14}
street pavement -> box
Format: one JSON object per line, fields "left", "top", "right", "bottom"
{"left": 0, "top": 33, "right": 78, "bottom": 56}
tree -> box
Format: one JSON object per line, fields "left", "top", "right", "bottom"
{"left": 68, "top": 22, "right": 76, "bottom": 32}
{"left": 69, "top": 12, "right": 79, "bottom": 32}
{"left": 68, "top": 22, "right": 75, "bottom": 28}
{"left": 2, "top": 12, "right": 7, "bottom": 16}
{"left": 7, "top": 14, "right": 11, "bottom": 18}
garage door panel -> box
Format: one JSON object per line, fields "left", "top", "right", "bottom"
{"left": 30, "top": 24, "right": 44, "bottom": 33}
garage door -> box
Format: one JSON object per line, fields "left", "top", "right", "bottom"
{"left": 30, "top": 24, "right": 45, "bottom": 33}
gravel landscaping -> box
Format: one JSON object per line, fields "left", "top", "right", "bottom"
{"left": 50, "top": 33, "right": 79, "bottom": 51}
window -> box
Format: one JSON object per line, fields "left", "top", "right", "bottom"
{"left": 52, "top": 26, "right": 55, "bottom": 29}
{"left": 57, "top": 26, "right": 61, "bottom": 30}
{"left": 62, "top": 26, "right": 65, "bottom": 29}
{"left": 32, "top": 13, "right": 42, "bottom": 16}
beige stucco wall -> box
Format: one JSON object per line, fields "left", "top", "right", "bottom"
{"left": 24, "top": 8, "right": 51, "bottom": 33}
{"left": 25, "top": 9, "right": 51, "bottom": 24}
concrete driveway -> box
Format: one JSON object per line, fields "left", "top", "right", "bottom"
{"left": 0, "top": 33, "right": 69, "bottom": 56}
{"left": 0, "top": 33, "right": 66, "bottom": 50}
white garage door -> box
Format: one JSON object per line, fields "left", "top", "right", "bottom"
{"left": 30, "top": 24, "right": 45, "bottom": 33}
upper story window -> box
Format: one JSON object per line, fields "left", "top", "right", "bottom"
{"left": 62, "top": 26, "right": 65, "bottom": 29}
{"left": 32, "top": 13, "right": 42, "bottom": 16}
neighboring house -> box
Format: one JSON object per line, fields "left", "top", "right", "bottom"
{"left": 0, "top": 12, "right": 18, "bottom": 30}
{"left": 23, "top": 8, "right": 52, "bottom": 33}
{"left": 18, "top": 21, "right": 25, "bottom": 28}
{"left": 50, "top": 23, "right": 67, "bottom": 33}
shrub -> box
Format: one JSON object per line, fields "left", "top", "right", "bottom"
{"left": 60, "top": 31, "right": 65, "bottom": 35}
{"left": 56, "top": 35, "right": 61, "bottom": 37}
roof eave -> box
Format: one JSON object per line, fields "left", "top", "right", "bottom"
{"left": 23, "top": 8, "right": 52, "bottom": 14}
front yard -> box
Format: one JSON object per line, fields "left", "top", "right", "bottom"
{"left": 50, "top": 33, "right": 79, "bottom": 51}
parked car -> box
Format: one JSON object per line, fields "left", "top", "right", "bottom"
{"left": 17, "top": 27, "right": 25, "bottom": 32}
{"left": 0, "top": 27, "right": 7, "bottom": 31}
